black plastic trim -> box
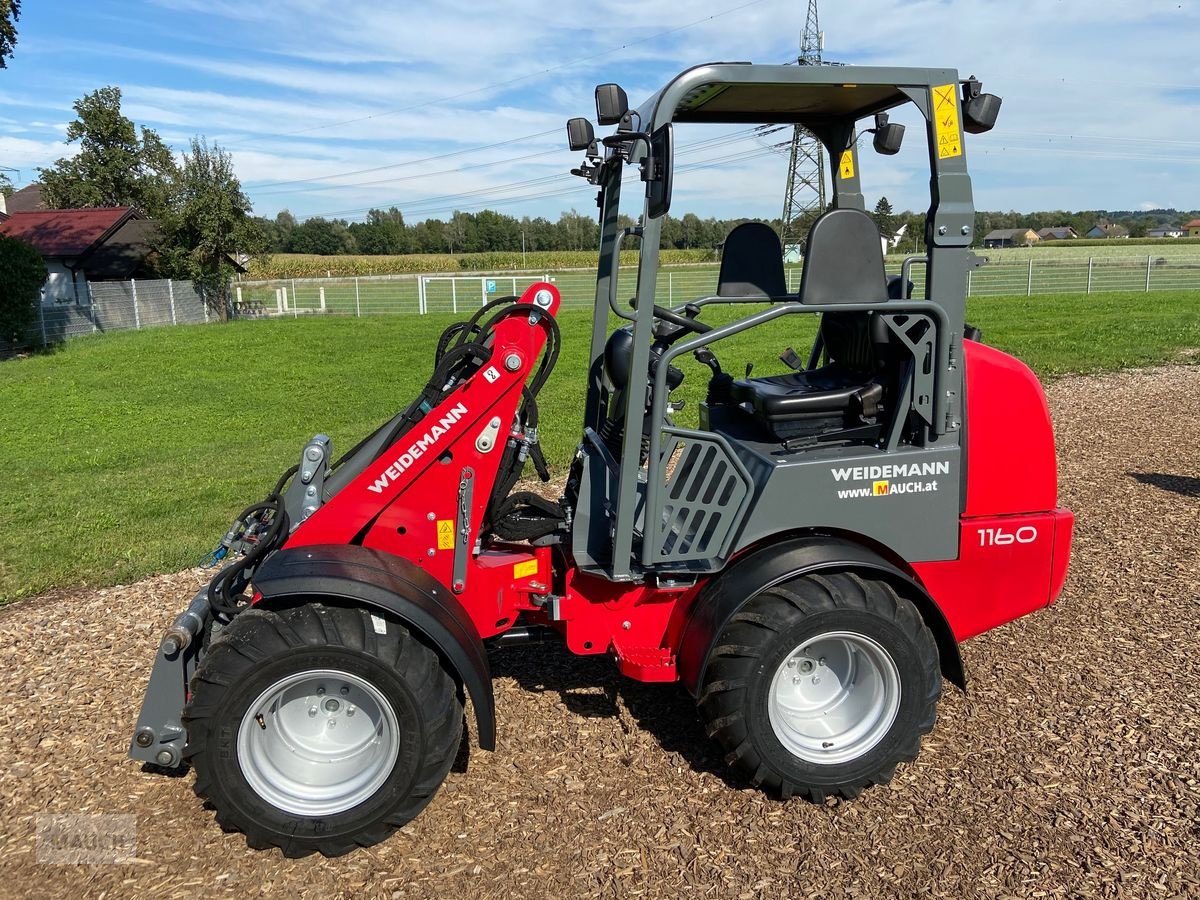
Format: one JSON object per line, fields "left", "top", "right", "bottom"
{"left": 677, "top": 535, "right": 965, "bottom": 696}
{"left": 253, "top": 544, "right": 496, "bottom": 750}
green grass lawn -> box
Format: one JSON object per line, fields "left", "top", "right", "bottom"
{"left": 2, "top": 289, "right": 1198, "bottom": 603}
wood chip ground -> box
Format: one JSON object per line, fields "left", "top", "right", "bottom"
{"left": 1, "top": 366, "right": 1198, "bottom": 899}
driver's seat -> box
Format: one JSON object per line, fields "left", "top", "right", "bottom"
{"left": 731, "top": 208, "right": 891, "bottom": 442}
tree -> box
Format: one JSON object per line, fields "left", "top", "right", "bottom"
{"left": 349, "top": 207, "right": 409, "bottom": 255}
{"left": 39, "top": 87, "right": 179, "bottom": 218}
{"left": 0, "top": 172, "right": 13, "bottom": 197}
{"left": 872, "top": 196, "right": 897, "bottom": 239}
{"left": 0, "top": 0, "right": 19, "bottom": 68}
{"left": 288, "top": 217, "right": 355, "bottom": 255}
{"left": 0, "top": 234, "right": 46, "bottom": 344}
{"left": 157, "top": 138, "right": 263, "bottom": 321}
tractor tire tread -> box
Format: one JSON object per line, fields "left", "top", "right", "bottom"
{"left": 697, "top": 571, "right": 941, "bottom": 803}
{"left": 183, "top": 603, "right": 462, "bottom": 857}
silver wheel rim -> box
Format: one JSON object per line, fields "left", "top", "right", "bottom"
{"left": 237, "top": 668, "right": 400, "bottom": 817}
{"left": 768, "top": 631, "right": 901, "bottom": 765}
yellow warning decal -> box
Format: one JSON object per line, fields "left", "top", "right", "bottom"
{"left": 932, "top": 83, "right": 962, "bottom": 159}
{"left": 436, "top": 519, "right": 455, "bottom": 550}
{"left": 838, "top": 150, "right": 855, "bottom": 180}
{"left": 513, "top": 559, "right": 538, "bottom": 579}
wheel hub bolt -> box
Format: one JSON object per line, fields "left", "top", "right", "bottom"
{"left": 308, "top": 706, "right": 318, "bottom": 717}
{"left": 327, "top": 719, "right": 336, "bottom": 729}
{"left": 346, "top": 705, "right": 356, "bottom": 717}
{"left": 799, "top": 660, "right": 815, "bottom": 674}
{"left": 316, "top": 686, "right": 325, "bottom": 695}
{"left": 340, "top": 686, "right": 350, "bottom": 695}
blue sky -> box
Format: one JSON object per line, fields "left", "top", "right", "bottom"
{"left": 1, "top": 0, "right": 1198, "bottom": 223}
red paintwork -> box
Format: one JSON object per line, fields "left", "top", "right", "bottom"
{"left": 908, "top": 341, "right": 1074, "bottom": 641}
{"left": 912, "top": 508, "right": 1073, "bottom": 641}
{"left": 280, "top": 288, "right": 1072, "bottom": 682}
{"left": 285, "top": 284, "right": 561, "bottom": 639}
{"left": 961, "top": 340, "right": 1058, "bottom": 516}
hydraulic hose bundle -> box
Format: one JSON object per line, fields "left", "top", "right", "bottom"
{"left": 203, "top": 294, "right": 564, "bottom": 619}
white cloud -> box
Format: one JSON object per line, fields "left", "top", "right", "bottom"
{"left": 6, "top": 0, "right": 1200, "bottom": 219}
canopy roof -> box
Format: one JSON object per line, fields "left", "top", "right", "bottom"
{"left": 636, "top": 63, "right": 957, "bottom": 129}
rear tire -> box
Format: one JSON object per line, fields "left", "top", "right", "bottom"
{"left": 183, "top": 603, "right": 462, "bottom": 857}
{"left": 698, "top": 571, "right": 940, "bottom": 802}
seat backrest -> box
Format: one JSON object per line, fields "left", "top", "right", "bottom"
{"left": 798, "top": 208, "right": 889, "bottom": 306}
{"left": 716, "top": 222, "right": 787, "bottom": 298}
{"left": 799, "top": 208, "right": 890, "bottom": 373}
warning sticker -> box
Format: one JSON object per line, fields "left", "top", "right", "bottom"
{"left": 838, "top": 150, "right": 855, "bottom": 180}
{"left": 513, "top": 559, "right": 538, "bottom": 579}
{"left": 933, "top": 83, "right": 962, "bottom": 159}
{"left": 436, "top": 519, "right": 455, "bottom": 550}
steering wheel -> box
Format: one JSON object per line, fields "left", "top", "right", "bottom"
{"left": 652, "top": 304, "right": 712, "bottom": 334}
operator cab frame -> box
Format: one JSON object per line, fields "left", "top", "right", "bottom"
{"left": 565, "top": 63, "right": 1001, "bottom": 582}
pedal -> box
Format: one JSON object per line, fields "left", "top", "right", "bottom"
{"left": 611, "top": 640, "right": 676, "bottom": 682}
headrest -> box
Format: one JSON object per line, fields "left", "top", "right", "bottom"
{"left": 798, "top": 208, "right": 889, "bottom": 306}
{"left": 716, "top": 222, "right": 787, "bottom": 299}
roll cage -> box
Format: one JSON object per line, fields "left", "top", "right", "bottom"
{"left": 568, "top": 62, "right": 1001, "bottom": 581}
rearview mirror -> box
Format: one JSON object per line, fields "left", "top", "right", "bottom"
{"left": 567, "top": 117, "right": 595, "bottom": 152}
{"left": 646, "top": 124, "right": 673, "bottom": 219}
{"left": 871, "top": 114, "right": 905, "bottom": 155}
{"left": 961, "top": 76, "right": 1001, "bottom": 134}
{"left": 595, "top": 84, "right": 629, "bottom": 126}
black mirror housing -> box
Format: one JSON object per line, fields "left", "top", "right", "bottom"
{"left": 567, "top": 117, "right": 595, "bottom": 152}
{"left": 646, "top": 124, "right": 673, "bottom": 219}
{"left": 873, "top": 122, "right": 905, "bottom": 155}
{"left": 962, "top": 93, "right": 1002, "bottom": 134}
{"left": 595, "top": 84, "right": 629, "bottom": 126}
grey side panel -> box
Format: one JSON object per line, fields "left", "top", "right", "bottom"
{"left": 730, "top": 442, "right": 961, "bottom": 563}
{"left": 676, "top": 535, "right": 964, "bottom": 697}
{"left": 252, "top": 544, "right": 496, "bottom": 750}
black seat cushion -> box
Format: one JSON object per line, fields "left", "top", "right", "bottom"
{"left": 732, "top": 367, "right": 884, "bottom": 422}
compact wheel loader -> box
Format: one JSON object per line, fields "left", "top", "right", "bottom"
{"left": 130, "top": 62, "right": 1074, "bottom": 857}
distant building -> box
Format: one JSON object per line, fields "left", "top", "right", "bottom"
{"left": 6, "top": 183, "right": 46, "bottom": 213}
{"left": 1085, "top": 221, "right": 1130, "bottom": 239}
{"left": 1036, "top": 226, "right": 1078, "bottom": 241}
{"left": 1148, "top": 224, "right": 1184, "bottom": 239}
{"left": 0, "top": 207, "right": 159, "bottom": 304}
{"left": 1184, "top": 219, "right": 1200, "bottom": 238}
{"left": 983, "top": 228, "right": 1040, "bottom": 249}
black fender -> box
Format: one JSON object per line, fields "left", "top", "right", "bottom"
{"left": 252, "top": 544, "right": 496, "bottom": 751}
{"left": 678, "top": 535, "right": 965, "bottom": 697}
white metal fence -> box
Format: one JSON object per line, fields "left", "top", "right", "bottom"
{"left": 18, "top": 279, "right": 211, "bottom": 347}
{"left": 236, "top": 255, "right": 1200, "bottom": 318}
{"left": 9, "top": 255, "right": 1199, "bottom": 352}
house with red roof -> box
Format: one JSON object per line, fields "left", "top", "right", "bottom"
{"left": 0, "top": 207, "right": 159, "bottom": 304}
{"left": 1184, "top": 219, "right": 1200, "bottom": 238}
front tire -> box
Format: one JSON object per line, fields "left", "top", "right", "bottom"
{"left": 183, "top": 603, "right": 462, "bottom": 857}
{"left": 698, "top": 571, "right": 941, "bottom": 802}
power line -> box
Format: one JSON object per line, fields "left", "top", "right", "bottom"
{"left": 316, "top": 142, "right": 783, "bottom": 221}
{"left": 305, "top": 127, "right": 772, "bottom": 219}
{"left": 247, "top": 128, "right": 562, "bottom": 190}
{"left": 231, "top": 0, "right": 777, "bottom": 147}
